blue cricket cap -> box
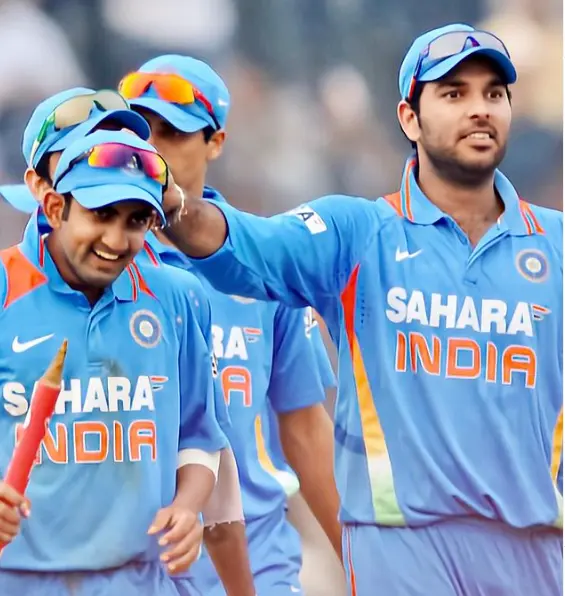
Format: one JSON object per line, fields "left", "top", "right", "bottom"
{"left": 0, "top": 184, "right": 38, "bottom": 213}
{"left": 127, "top": 55, "right": 230, "bottom": 133}
{"left": 23, "top": 87, "right": 151, "bottom": 168}
{"left": 398, "top": 24, "right": 517, "bottom": 99}
{"left": 53, "top": 130, "right": 166, "bottom": 222}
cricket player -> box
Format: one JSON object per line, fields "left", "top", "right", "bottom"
{"left": 153, "top": 24, "right": 563, "bottom": 595}
{"left": 119, "top": 56, "right": 341, "bottom": 595}
{"left": 1, "top": 87, "right": 255, "bottom": 596}
{"left": 0, "top": 129, "right": 228, "bottom": 595}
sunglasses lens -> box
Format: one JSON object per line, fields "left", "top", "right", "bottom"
{"left": 87, "top": 143, "right": 167, "bottom": 185}
{"left": 119, "top": 73, "right": 149, "bottom": 99}
{"left": 119, "top": 72, "right": 196, "bottom": 105}
{"left": 52, "top": 91, "right": 130, "bottom": 130}
{"left": 427, "top": 31, "right": 509, "bottom": 62}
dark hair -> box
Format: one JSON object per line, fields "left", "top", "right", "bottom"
{"left": 61, "top": 193, "right": 73, "bottom": 221}
{"left": 202, "top": 125, "right": 216, "bottom": 143}
{"left": 35, "top": 153, "right": 53, "bottom": 186}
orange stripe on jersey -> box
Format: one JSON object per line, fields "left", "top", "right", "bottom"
{"left": 125, "top": 266, "right": 138, "bottom": 301}
{"left": 341, "top": 265, "right": 387, "bottom": 459}
{"left": 131, "top": 262, "right": 156, "bottom": 299}
{"left": 520, "top": 200, "right": 545, "bottom": 234}
{"left": 243, "top": 327, "right": 262, "bottom": 336}
{"left": 345, "top": 526, "right": 357, "bottom": 596}
{"left": 551, "top": 408, "right": 563, "bottom": 482}
{"left": 383, "top": 192, "right": 402, "bottom": 217}
{"left": 38, "top": 235, "right": 46, "bottom": 267}
{"left": 143, "top": 241, "right": 160, "bottom": 266}
{"left": 402, "top": 158, "right": 416, "bottom": 221}
{"left": 0, "top": 246, "right": 47, "bottom": 309}
{"left": 254, "top": 415, "right": 278, "bottom": 475}
{"left": 518, "top": 201, "right": 534, "bottom": 234}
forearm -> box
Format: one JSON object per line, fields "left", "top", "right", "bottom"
{"left": 204, "top": 522, "right": 255, "bottom": 596}
{"left": 164, "top": 194, "right": 227, "bottom": 258}
{"left": 174, "top": 456, "right": 218, "bottom": 512}
{"left": 279, "top": 405, "right": 343, "bottom": 560}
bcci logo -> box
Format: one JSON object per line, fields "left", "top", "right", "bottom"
{"left": 130, "top": 310, "right": 162, "bottom": 348}
{"left": 515, "top": 249, "right": 549, "bottom": 283}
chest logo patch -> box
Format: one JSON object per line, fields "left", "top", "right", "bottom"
{"left": 515, "top": 249, "right": 549, "bottom": 283}
{"left": 130, "top": 309, "right": 162, "bottom": 348}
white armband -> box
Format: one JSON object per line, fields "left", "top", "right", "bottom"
{"left": 178, "top": 449, "right": 221, "bottom": 479}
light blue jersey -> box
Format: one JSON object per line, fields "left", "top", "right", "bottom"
{"left": 0, "top": 212, "right": 228, "bottom": 572}
{"left": 188, "top": 160, "right": 563, "bottom": 530}
{"left": 142, "top": 187, "right": 335, "bottom": 520}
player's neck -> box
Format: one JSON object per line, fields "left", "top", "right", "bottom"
{"left": 46, "top": 234, "right": 104, "bottom": 305}
{"left": 417, "top": 164, "right": 504, "bottom": 246}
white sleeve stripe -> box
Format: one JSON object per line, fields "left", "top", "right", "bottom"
{"left": 178, "top": 449, "right": 221, "bottom": 479}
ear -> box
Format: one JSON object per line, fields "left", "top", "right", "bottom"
{"left": 42, "top": 191, "right": 68, "bottom": 230}
{"left": 24, "top": 168, "right": 47, "bottom": 205}
{"left": 206, "top": 130, "right": 226, "bottom": 162}
{"left": 397, "top": 100, "right": 421, "bottom": 144}
{"left": 148, "top": 211, "right": 159, "bottom": 231}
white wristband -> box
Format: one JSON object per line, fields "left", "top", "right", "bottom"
{"left": 178, "top": 449, "right": 221, "bottom": 479}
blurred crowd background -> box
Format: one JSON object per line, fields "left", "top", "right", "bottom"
{"left": 0, "top": 0, "right": 562, "bottom": 250}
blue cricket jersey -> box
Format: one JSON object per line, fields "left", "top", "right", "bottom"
{"left": 188, "top": 160, "right": 563, "bottom": 530}
{"left": 0, "top": 212, "right": 228, "bottom": 571}
{"left": 142, "top": 187, "right": 335, "bottom": 520}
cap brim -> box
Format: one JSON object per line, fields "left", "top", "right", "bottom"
{"left": 0, "top": 184, "right": 38, "bottom": 213}
{"left": 419, "top": 47, "right": 517, "bottom": 85}
{"left": 71, "top": 184, "right": 165, "bottom": 223}
{"left": 130, "top": 97, "right": 209, "bottom": 133}
{"left": 48, "top": 110, "right": 151, "bottom": 154}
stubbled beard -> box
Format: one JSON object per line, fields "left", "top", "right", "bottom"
{"left": 421, "top": 139, "right": 507, "bottom": 188}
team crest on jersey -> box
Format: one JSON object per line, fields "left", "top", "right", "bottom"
{"left": 230, "top": 295, "right": 256, "bottom": 304}
{"left": 130, "top": 310, "right": 162, "bottom": 348}
{"left": 515, "top": 249, "right": 549, "bottom": 283}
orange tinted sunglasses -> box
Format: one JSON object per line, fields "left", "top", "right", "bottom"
{"left": 119, "top": 72, "right": 221, "bottom": 129}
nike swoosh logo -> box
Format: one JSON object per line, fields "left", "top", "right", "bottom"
{"left": 395, "top": 248, "right": 423, "bottom": 262}
{"left": 12, "top": 333, "right": 55, "bottom": 353}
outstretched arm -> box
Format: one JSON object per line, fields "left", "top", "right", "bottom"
{"left": 162, "top": 184, "right": 380, "bottom": 310}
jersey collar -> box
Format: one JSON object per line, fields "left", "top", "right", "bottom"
{"left": 387, "top": 156, "right": 544, "bottom": 236}
{"left": 20, "top": 210, "right": 139, "bottom": 301}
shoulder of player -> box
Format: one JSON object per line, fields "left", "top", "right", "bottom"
{"left": 523, "top": 201, "right": 562, "bottom": 255}
{"left": 287, "top": 193, "right": 389, "bottom": 231}
{"left": 0, "top": 242, "right": 41, "bottom": 314}
{"left": 525, "top": 201, "right": 562, "bottom": 232}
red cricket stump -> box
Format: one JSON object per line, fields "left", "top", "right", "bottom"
{"left": 0, "top": 339, "right": 68, "bottom": 553}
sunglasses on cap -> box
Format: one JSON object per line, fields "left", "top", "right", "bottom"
{"left": 53, "top": 142, "right": 168, "bottom": 190}
{"left": 406, "top": 30, "right": 512, "bottom": 101}
{"left": 29, "top": 90, "right": 130, "bottom": 165}
{"left": 119, "top": 72, "right": 221, "bottom": 130}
